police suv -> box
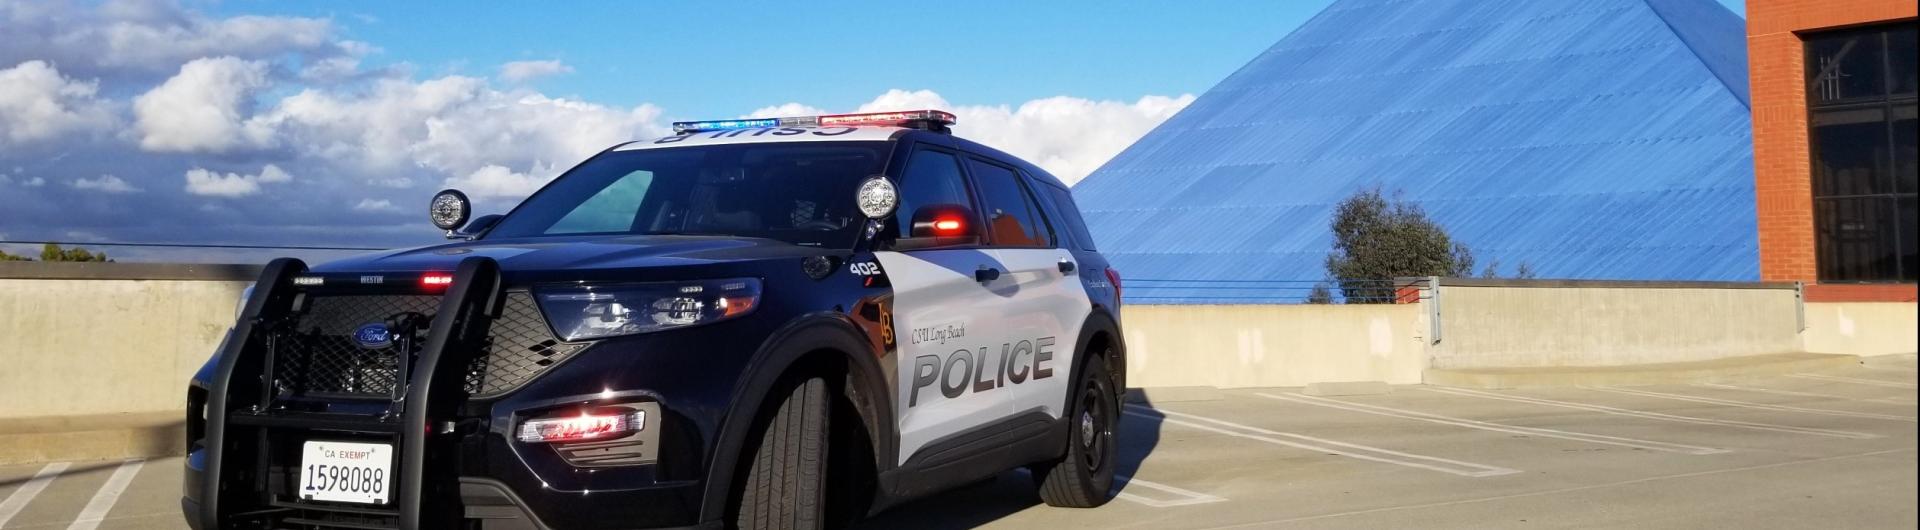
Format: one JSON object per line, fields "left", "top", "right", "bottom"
{"left": 183, "top": 110, "right": 1127, "bottom": 529}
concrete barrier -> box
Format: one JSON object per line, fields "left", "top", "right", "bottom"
{"left": 0, "top": 263, "right": 1909, "bottom": 419}
{"left": 0, "top": 262, "right": 255, "bottom": 419}
{"left": 1426, "top": 279, "right": 1805, "bottom": 369}
{"left": 1119, "top": 303, "right": 1427, "bottom": 389}
{"left": 1804, "top": 302, "right": 1920, "bottom": 356}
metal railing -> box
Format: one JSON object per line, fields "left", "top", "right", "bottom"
{"left": 1125, "top": 278, "right": 1429, "bottom": 304}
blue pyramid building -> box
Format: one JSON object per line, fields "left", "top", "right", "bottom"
{"left": 1073, "top": 0, "right": 1756, "bottom": 303}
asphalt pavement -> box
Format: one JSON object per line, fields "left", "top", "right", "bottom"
{"left": 3, "top": 358, "right": 1914, "bottom": 529}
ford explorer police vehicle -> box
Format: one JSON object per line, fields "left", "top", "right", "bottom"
{"left": 183, "top": 110, "right": 1127, "bottom": 529}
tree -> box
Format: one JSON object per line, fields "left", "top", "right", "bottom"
{"left": 38, "top": 243, "right": 111, "bottom": 262}
{"left": 1513, "top": 260, "right": 1538, "bottom": 280}
{"left": 1305, "top": 282, "right": 1335, "bottom": 304}
{"left": 1323, "top": 188, "right": 1473, "bottom": 303}
{"left": 0, "top": 249, "right": 30, "bottom": 261}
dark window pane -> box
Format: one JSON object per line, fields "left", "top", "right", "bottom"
{"left": 1811, "top": 107, "right": 1890, "bottom": 196}
{"left": 893, "top": 149, "right": 974, "bottom": 239}
{"left": 1815, "top": 197, "right": 1900, "bottom": 282}
{"left": 967, "top": 159, "right": 1051, "bottom": 247}
{"left": 1903, "top": 197, "right": 1919, "bottom": 282}
{"left": 1895, "top": 104, "right": 1918, "bottom": 194}
{"left": 1889, "top": 27, "right": 1917, "bottom": 95}
{"left": 1044, "top": 185, "right": 1099, "bottom": 251}
{"left": 1807, "top": 32, "right": 1886, "bottom": 103}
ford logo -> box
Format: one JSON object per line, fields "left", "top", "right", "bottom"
{"left": 352, "top": 322, "right": 392, "bottom": 349}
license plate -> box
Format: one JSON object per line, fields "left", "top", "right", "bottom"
{"left": 298, "top": 441, "right": 393, "bottom": 505}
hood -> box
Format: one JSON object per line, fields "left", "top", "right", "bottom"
{"left": 309, "top": 234, "right": 830, "bottom": 274}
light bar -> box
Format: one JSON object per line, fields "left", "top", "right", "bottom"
{"left": 517, "top": 410, "right": 646, "bottom": 443}
{"left": 421, "top": 273, "right": 454, "bottom": 289}
{"left": 671, "top": 109, "right": 955, "bottom": 133}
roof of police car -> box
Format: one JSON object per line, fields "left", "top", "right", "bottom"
{"left": 613, "top": 125, "right": 1070, "bottom": 189}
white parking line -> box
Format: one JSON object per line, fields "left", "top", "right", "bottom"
{"left": 1113, "top": 475, "right": 1228, "bottom": 508}
{"left": 1013, "top": 467, "right": 1227, "bottom": 508}
{"left": 1696, "top": 382, "right": 1917, "bottom": 405}
{"left": 1590, "top": 387, "right": 1917, "bottom": 423}
{"left": 1125, "top": 405, "right": 1521, "bottom": 478}
{"left": 1256, "top": 392, "right": 1729, "bottom": 455}
{"left": 1788, "top": 373, "right": 1918, "bottom": 389}
{"left": 66, "top": 459, "right": 144, "bottom": 530}
{"left": 0, "top": 462, "right": 71, "bottom": 528}
{"left": 1421, "top": 387, "right": 1880, "bottom": 439}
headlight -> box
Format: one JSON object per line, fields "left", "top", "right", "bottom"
{"left": 536, "top": 278, "right": 762, "bottom": 341}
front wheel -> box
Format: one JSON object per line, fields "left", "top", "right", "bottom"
{"left": 732, "top": 376, "right": 829, "bottom": 530}
{"left": 1030, "top": 353, "right": 1118, "bottom": 508}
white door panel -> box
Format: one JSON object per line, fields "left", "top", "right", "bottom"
{"left": 874, "top": 249, "right": 1013, "bottom": 465}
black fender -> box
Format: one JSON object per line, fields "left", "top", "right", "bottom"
{"left": 1065, "top": 309, "right": 1126, "bottom": 399}
{"left": 695, "top": 312, "right": 896, "bottom": 523}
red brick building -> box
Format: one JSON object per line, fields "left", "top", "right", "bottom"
{"left": 1748, "top": 0, "right": 1917, "bottom": 301}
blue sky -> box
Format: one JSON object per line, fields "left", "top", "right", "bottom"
{"left": 0, "top": 0, "right": 1744, "bottom": 262}
{"left": 212, "top": 0, "right": 1743, "bottom": 121}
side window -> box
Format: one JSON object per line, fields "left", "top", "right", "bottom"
{"left": 1042, "top": 185, "right": 1098, "bottom": 251}
{"left": 966, "top": 158, "right": 1053, "bottom": 248}
{"left": 548, "top": 170, "right": 654, "bottom": 234}
{"left": 893, "top": 148, "right": 975, "bottom": 239}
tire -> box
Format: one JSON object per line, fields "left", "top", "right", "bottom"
{"left": 733, "top": 376, "right": 830, "bottom": 530}
{"left": 1030, "top": 353, "right": 1118, "bottom": 508}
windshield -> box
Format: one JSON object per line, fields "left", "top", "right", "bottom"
{"left": 485, "top": 142, "right": 891, "bottom": 247}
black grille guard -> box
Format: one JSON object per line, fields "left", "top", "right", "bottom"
{"left": 199, "top": 256, "right": 502, "bottom": 529}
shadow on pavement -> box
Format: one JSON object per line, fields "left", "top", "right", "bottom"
{"left": 0, "top": 460, "right": 127, "bottom": 489}
{"left": 852, "top": 397, "right": 1167, "bottom": 529}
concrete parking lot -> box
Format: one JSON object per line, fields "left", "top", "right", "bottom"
{"left": 4, "top": 359, "right": 1914, "bottom": 529}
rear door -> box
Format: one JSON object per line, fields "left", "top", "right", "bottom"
{"left": 872, "top": 145, "right": 1015, "bottom": 465}
{"left": 962, "top": 156, "right": 1091, "bottom": 421}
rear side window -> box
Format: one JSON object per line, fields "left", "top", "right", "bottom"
{"left": 1042, "top": 185, "right": 1098, "bottom": 251}
{"left": 966, "top": 158, "right": 1053, "bottom": 248}
{"left": 893, "top": 148, "right": 975, "bottom": 239}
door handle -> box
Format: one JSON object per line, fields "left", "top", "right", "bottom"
{"left": 975, "top": 266, "right": 1001, "bottom": 283}
{"left": 1057, "top": 260, "right": 1076, "bottom": 274}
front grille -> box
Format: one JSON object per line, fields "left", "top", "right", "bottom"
{"left": 273, "top": 292, "right": 583, "bottom": 400}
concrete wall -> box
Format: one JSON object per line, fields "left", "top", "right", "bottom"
{"left": 1428, "top": 279, "right": 1805, "bottom": 369}
{"left": 0, "top": 263, "right": 253, "bottom": 419}
{"left": 1119, "top": 303, "right": 1427, "bottom": 388}
{"left": 1803, "top": 302, "right": 1920, "bottom": 356}
{"left": 0, "top": 263, "right": 1909, "bottom": 421}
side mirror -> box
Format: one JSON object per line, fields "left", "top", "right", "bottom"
{"left": 891, "top": 203, "right": 980, "bottom": 251}
{"left": 429, "top": 189, "right": 471, "bottom": 234}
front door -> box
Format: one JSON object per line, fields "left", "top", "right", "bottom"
{"left": 875, "top": 146, "right": 1014, "bottom": 465}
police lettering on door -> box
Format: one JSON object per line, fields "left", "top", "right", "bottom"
{"left": 907, "top": 337, "right": 1056, "bottom": 407}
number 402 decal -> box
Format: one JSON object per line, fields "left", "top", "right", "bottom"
{"left": 849, "top": 262, "right": 883, "bottom": 276}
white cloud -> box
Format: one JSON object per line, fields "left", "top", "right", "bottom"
{"left": 0, "top": 1, "right": 348, "bottom": 79}
{"left": 133, "top": 56, "right": 275, "bottom": 153}
{"left": 445, "top": 164, "right": 551, "bottom": 199}
{"left": 183, "top": 164, "right": 292, "bottom": 197}
{"left": 498, "top": 60, "right": 573, "bottom": 83}
{"left": 745, "top": 103, "right": 828, "bottom": 119}
{"left": 22, "top": 176, "right": 44, "bottom": 187}
{"left": 352, "top": 198, "right": 400, "bottom": 212}
{"left": 0, "top": 60, "right": 115, "bottom": 147}
{"left": 261, "top": 76, "right": 668, "bottom": 184}
{"left": 72, "top": 174, "right": 140, "bottom": 193}
{"left": 783, "top": 89, "right": 1194, "bottom": 185}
